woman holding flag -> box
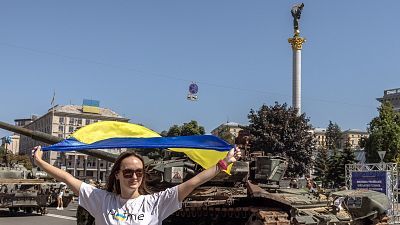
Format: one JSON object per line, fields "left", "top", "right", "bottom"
{"left": 32, "top": 125, "right": 240, "bottom": 225}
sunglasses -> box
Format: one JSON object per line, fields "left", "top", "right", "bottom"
{"left": 121, "top": 169, "right": 144, "bottom": 179}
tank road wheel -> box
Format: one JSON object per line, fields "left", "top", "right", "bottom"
{"left": 40, "top": 207, "right": 48, "bottom": 215}
{"left": 24, "top": 207, "right": 33, "bottom": 214}
{"left": 9, "top": 207, "right": 18, "bottom": 213}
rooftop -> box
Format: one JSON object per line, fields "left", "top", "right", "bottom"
{"left": 50, "top": 105, "right": 124, "bottom": 118}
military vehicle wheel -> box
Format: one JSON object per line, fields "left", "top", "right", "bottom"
{"left": 40, "top": 207, "right": 48, "bottom": 215}
{"left": 24, "top": 207, "right": 33, "bottom": 213}
{"left": 9, "top": 207, "right": 17, "bottom": 213}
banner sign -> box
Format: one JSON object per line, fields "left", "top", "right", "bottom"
{"left": 351, "top": 171, "right": 388, "bottom": 194}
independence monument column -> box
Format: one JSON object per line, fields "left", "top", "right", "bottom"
{"left": 288, "top": 3, "right": 305, "bottom": 116}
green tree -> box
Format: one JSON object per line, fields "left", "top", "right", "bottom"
{"left": 326, "top": 149, "right": 341, "bottom": 188}
{"left": 9, "top": 154, "right": 33, "bottom": 170}
{"left": 160, "top": 130, "right": 168, "bottom": 137}
{"left": 0, "top": 145, "right": 5, "bottom": 156}
{"left": 245, "top": 102, "right": 315, "bottom": 177}
{"left": 0, "top": 145, "right": 6, "bottom": 165}
{"left": 326, "top": 121, "right": 342, "bottom": 150}
{"left": 166, "top": 125, "right": 182, "bottom": 137}
{"left": 313, "top": 148, "right": 329, "bottom": 186}
{"left": 181, "top": 121, "right": 205, "bottom": 136}
{"left": 365, "top": 101, "right": 400, "bottom": 163}
{"left": 337, "top": 139, "right": 356, "bottom": 185}
{"left": 166, "top": 121, "right": 205, "bottom": 137}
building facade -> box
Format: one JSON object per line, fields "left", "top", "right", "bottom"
{"left": 341, "top": 129, "right": 368, "bottom": 150}
{"left": 19, "top": 104, "right": 129, "bottom": 182}
{"left": 377, "top": 88, "right": 400, "bottom": 112}
{"left": 211, "top": 122, "right": 242, "bottom": 141}
{"left": 312, "top": 128, "right": 327, "bottom": 150}
{"left": 311, "top": 128, "right": 367, "bottom": 150}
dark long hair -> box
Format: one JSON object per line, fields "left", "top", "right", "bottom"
{"left": 106, "top": 151, "right": 150, "bottom": 195}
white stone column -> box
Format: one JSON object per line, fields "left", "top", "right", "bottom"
{"left": 293, "top": 49, "right": 301, "bottom": 115}
{"left": 288, "top": 31, "right": 305, "bottom": 116}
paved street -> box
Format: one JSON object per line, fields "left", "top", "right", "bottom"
{"left": 0, "top": 201, "right": 78, "bottom": 225}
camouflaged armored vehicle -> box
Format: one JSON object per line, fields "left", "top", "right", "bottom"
{"left": 0, "top": 121, "right": 392, "bottom": 224}
{"left": 0, "top": 164, "right": 50, "bottom": 214}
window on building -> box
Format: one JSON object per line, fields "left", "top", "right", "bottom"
{"left": 69, "top": 118, "right": 75, "bottom": 125}
{"left": 86, "top": 171, "right": 93, "bottom": 176}
{"left": 85, "top": 119, "right": 91, "bottom": 125}
{"left": 77, "top": 118, "right": 82, "bottom": 125}
{"left": 59, "top": 117, "right": 64, "bottom": 124}
{"left": 69, "top": 126, "right": 74, "bottom": 133}
{"left": 58, "top": 134, "right": 63, "bottom": 138}
{"left": 58, "top": 126, "right": 64, "bottom": 132}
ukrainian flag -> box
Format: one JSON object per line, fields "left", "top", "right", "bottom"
{"left": 42, "top": 121, "right": 233, "bottom": 172}
{"left": 113, "top": 212, "right": 127, "bottom": 221}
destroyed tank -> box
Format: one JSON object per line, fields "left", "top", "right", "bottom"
{"left": 0, "top": 164, "right": 50, "bottom": 214}
{"left": 0, "top": 121, "right": 391, "bottom": 224}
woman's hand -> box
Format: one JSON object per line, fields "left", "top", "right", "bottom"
{"left": 30, "top": 145, "right": 82, "bottom": 195}
{"left": 31, "top": 146, "right": 43, "bottom": 163}
{"left": 224, "top": 147, "right": 241, "bottom": 164}
{"left": 178, "top": 146, "right": 242, "bottom": 202}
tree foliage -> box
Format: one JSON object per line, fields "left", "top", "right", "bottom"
{"left": 0, "top": 145, "right": 5, "bottom": 156}
{"left": 245, "top": 102, "right": 315, "bottom": 177}
{"left": 337, "top": 140, "right": 356, "bottom": 181}
{"left": 165, "top": 120, "right": 205, "bottom": 137}
{"left": 324, "top": 140, "right": 357, "bottom": 188}
{"left": 181, "top": 121, "right": 205, "bottom": 136}
{"left": 0, "top": 147, "right": 32, "bottom": 170}
{"left": 365, "top": 101, "right": 400, "bottom": 163}
{"left": 325, "top": 149, "right": 341, "bottom": 188}
{"left": 313, "top": 148, "right": 329, "bottom": 185}
{"left": 326, "top": 121, "right": 342, "bottom": 150}
{"left": 166, "top": 125, "right": 181, "bottom": 137}
{"left": 10, "top": 154, "right": 33, "bottom": 170}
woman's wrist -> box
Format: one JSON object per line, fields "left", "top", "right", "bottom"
{"left": 217, "top": 159, "right": 229, "bottom": 171}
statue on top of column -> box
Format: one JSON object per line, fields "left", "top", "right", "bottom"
{"left": 291, "top": 3, "right": 304, "bottom": 32}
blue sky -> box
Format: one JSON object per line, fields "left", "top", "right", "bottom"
{"left": 0, "top": 1, "right": 398, "bottom": 137}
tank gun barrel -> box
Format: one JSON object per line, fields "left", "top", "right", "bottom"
{"left": 0, "top": 121, "right": 117, "bottom": 162}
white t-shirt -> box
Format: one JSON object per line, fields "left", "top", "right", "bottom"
{"left": 79, "top": 182, "right": 182, "bottom": 225}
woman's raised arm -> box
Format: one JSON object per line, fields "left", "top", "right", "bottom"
{"left": 32, "top": 146, "right": 83, "bottom": 195}
{"left": 177, "top": 147, "right": 241, "bottom": 202}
